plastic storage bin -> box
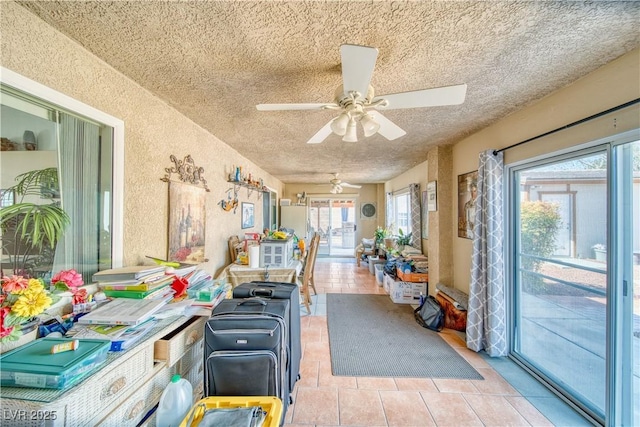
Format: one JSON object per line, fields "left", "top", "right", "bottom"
{"left": 260, "top": 237, "right": 294, "bottom": 268}
{"left": 374, "top": 263, "right": 384, "bottom": 285}
{"left": 180, "top": 396, "right": 283, "bottom": 427}
{"left": 0, "top": 337, "right": 110, "bottom": 389}
{"left": 187, "top": 278, "right": 227, "bottom": 302}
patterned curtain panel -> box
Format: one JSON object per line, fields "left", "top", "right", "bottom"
{"left": 54, "top": 113, "right": 100, "bottom": 284}
{"left": 467, "top": 150, "right": 507, "bottom": 357}
{"left": 385, "top": 192, "right": 393, "bottom": 230}
{"left": 409, "top": 183, "right": 422, "bottom": 250}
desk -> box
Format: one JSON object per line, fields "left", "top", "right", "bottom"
{"left": 222, "top": 260, "right": 303, "bottom": 288}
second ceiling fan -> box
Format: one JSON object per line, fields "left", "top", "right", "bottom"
{"left": 256, "top": 44, "right": 467, "bottom": 144}
{"left": 329, "top": 173, "right": 361, "bottom": 194}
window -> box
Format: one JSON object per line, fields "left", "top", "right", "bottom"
{"left": 0, "top": 68, "right": 123, "bottom": 284}
{"left": 392, "top": 191, "right": 411, "bottom": 235}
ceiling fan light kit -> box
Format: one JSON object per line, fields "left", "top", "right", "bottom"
{"left": 256, "top": 44, "right": 467, "bottom": 145}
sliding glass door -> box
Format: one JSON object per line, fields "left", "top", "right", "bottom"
{"left": 309, "top": 198, "right": 356, "bottom": 256}
{"left": 509, "top": 131, "right": 639, "bottom": 424}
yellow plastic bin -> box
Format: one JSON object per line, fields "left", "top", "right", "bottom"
{"left": 179, "top": 396, "right": 283, "bottom": 427}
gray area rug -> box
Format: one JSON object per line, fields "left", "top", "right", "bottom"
{"left": 327, "top": 294, "right": 484, "bottom": 379}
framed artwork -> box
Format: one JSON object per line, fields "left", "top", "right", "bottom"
{"left": 458, "top": 170, "right": 478, "bottom": 239}
{"left": 168, "top": 181, "right": 207, "bottom": 262}
{"left": 421, "top": 190, "right": 428, "bottom": 239}
{"left": 241, "top": 202, "right": 255, "bottom": 229}
{"left": 426, "top": 181, "right": 437, "bottom": 212}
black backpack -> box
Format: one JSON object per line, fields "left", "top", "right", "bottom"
{"left": 414, "top": 295, "right": 444, "bottom": 332}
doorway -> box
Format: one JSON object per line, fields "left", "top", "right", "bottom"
{"left": 309, "top": 198, "right": 356, "bottom": 257}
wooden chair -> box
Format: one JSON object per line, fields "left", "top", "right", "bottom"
{"left": 297, "top": 232, "right": 319, "bottom": 314}
{"left": 228, "top": 235, "right": 240, "bottom": 263}
{"left": 307, "top": 233, "right": 320, "bottom": 295}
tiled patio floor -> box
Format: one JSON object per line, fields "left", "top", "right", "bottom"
{"left": 283, "top": 257, "right": 588, "bottom": 427}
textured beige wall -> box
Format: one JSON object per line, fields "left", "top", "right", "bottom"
{"left": 0, "top": 3, "right": 283, "bottom": 277}
{"left": 450, "top": 48, "right": 640, "bottom": 294}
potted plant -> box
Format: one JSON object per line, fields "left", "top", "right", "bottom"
{"left": 396, "top": 228, "right": 412, "bottom": 250}
{"left": 374, "top": 226, "right": 389, "bottom": 248}
{"left": 0, "top": 167, "right": 69, "bottom": 277}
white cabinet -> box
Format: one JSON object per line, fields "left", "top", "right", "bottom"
{"left": 280, "top": 205, "right": 309, "bottom": 240}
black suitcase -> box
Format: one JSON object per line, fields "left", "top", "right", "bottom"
{"left": 204, "top": 298, "right": 290, "bottom": 423}
{"left": 233, "top": 281, "right": 301, "bottom": 394}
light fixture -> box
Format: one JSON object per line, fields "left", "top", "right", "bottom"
{"left": 342, "top": 118, "right": 358, "bottom": 142}
{"left": 330, "top": 112, "right": 350, "bottom": 136}
{"left": 360, "top": 113, "right": 380, "bottom": 137}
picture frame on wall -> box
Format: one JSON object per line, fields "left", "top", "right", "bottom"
{"left": 168, "top": 181, "right": 207, "bottom": 262}
{"left": 426, "top": 181, "right": 437, "bottom": 212}
{"left": 241, "top": 202, "right": 255, "bottom": 229}
{"left": 458, "top": 170, "right": 478, "bottom": 239}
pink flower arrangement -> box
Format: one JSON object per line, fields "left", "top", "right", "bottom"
{"left": 51, "top": 269, "right": 89, "bottom": 304}
{"left": 51, "top": 269, "right": 84, "bottom": 290}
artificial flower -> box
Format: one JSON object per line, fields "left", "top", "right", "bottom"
{"left": 51, "top": 269, "right": 84, "bottom": 291}
{"left": 72, "top": 288, "right": 88, "bottom": 305}
{"left": 11, "top": 288, "right": 52, "bottom": 318}
{"left": 1, "top": 275, "right": 53, "bottom": 343}
{"left": 1, "top": 275, "right": 29, "bottom": 294}
{"left": 0, "top": 307, "right": 14, "bottom": 338}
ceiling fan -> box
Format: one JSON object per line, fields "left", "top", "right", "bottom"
{"left": 329, "top": 173, "right": 361, "bottom": 194}
{"left": 256, "top": 44, "right": 467, "bottom": 144}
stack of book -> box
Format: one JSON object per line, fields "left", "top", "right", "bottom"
{"left": 93, "top": 265, "right": 175, "bottom": 300}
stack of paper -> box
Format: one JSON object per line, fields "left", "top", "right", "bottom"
{"left": 77, "top": 298, "right": 169, "bottom": 326}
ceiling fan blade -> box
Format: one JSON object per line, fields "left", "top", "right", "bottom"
{"left": 341, "top": 182, "right": 362, "bottom": 189}
{"left": 341, "top": 44, "right": 378, "bottom": 100}
{"left": 368, "top": 110, "right": 406, "bottom": 140}
{"left": 256, "top": 103, "right": 335, "bottom": 111}
{"left": 372, "top": 83, "right": 467, "bottom": 110}
{"left": 306, "top": 120, "right": 333, "bottom": 144}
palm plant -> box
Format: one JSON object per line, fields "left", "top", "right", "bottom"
{"left": 0, "top": 167, "right": 69, "bottom": 277}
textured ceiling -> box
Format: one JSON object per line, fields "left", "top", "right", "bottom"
{"left": 17, "top": 1, "right": 640, "bottom": 185}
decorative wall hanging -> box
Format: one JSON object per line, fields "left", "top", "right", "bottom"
{"left": 168, "top": 181, "right": 207, "bottom": 263}
{"left": 458, "top": 170, "right": 478, "bottom": 239}
{"left": 218, "top": 186, "right": 239, "bottom": 213}
{"left": 161, "top": 154, "right": 209, "bottom": 263}
{"left": 161, "top": 154, "right": 210, "bottom": 192}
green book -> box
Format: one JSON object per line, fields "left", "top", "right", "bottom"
{"left": 103, "top": 284, "right": 172, "bottom": 300}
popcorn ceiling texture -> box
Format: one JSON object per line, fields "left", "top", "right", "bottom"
{"left": 1, "top": 2, "right": 283, "bottom": 275}
{"left": 12, "top": 0, "right": 640, "bottom": 185}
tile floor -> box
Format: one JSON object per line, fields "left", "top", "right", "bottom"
{"left": 284, "top": 257, "right": 589, "bottom": 427}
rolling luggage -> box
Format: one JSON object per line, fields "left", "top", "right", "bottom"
{"left": 204, "top": 298, "right": 290, "bottom": 424}
{"left": 232, "top": 281, "right": 301, "bottom": 394}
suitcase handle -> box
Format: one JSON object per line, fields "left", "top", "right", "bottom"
{"left": 237, "top": 297, "right": 268, "bottom": 306}
{"left": 249, "top": 288, "right": 274, "bottom": 297}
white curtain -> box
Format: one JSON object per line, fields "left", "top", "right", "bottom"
{"left": 54, "top": 113, "right": 101, "bottom": 284}
{"left": 466, "top": 150, "right": 507, "bottom": 357}
{"left": 409, "top": 183, "right": 422, "bottom": 250}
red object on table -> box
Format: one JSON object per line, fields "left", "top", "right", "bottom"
{"left": 171, "top": 276, "right": 189, "bottom": 297}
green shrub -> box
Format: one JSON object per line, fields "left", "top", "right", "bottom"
{"left": 520, "top": 201, "right": 561, "bottom": 292}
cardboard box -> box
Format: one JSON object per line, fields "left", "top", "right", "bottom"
{"left": 388, "top": 277, "right": 427, "bottom": 304}
{"left": 396, "top": 267, "right": 429, "bottom": 283}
